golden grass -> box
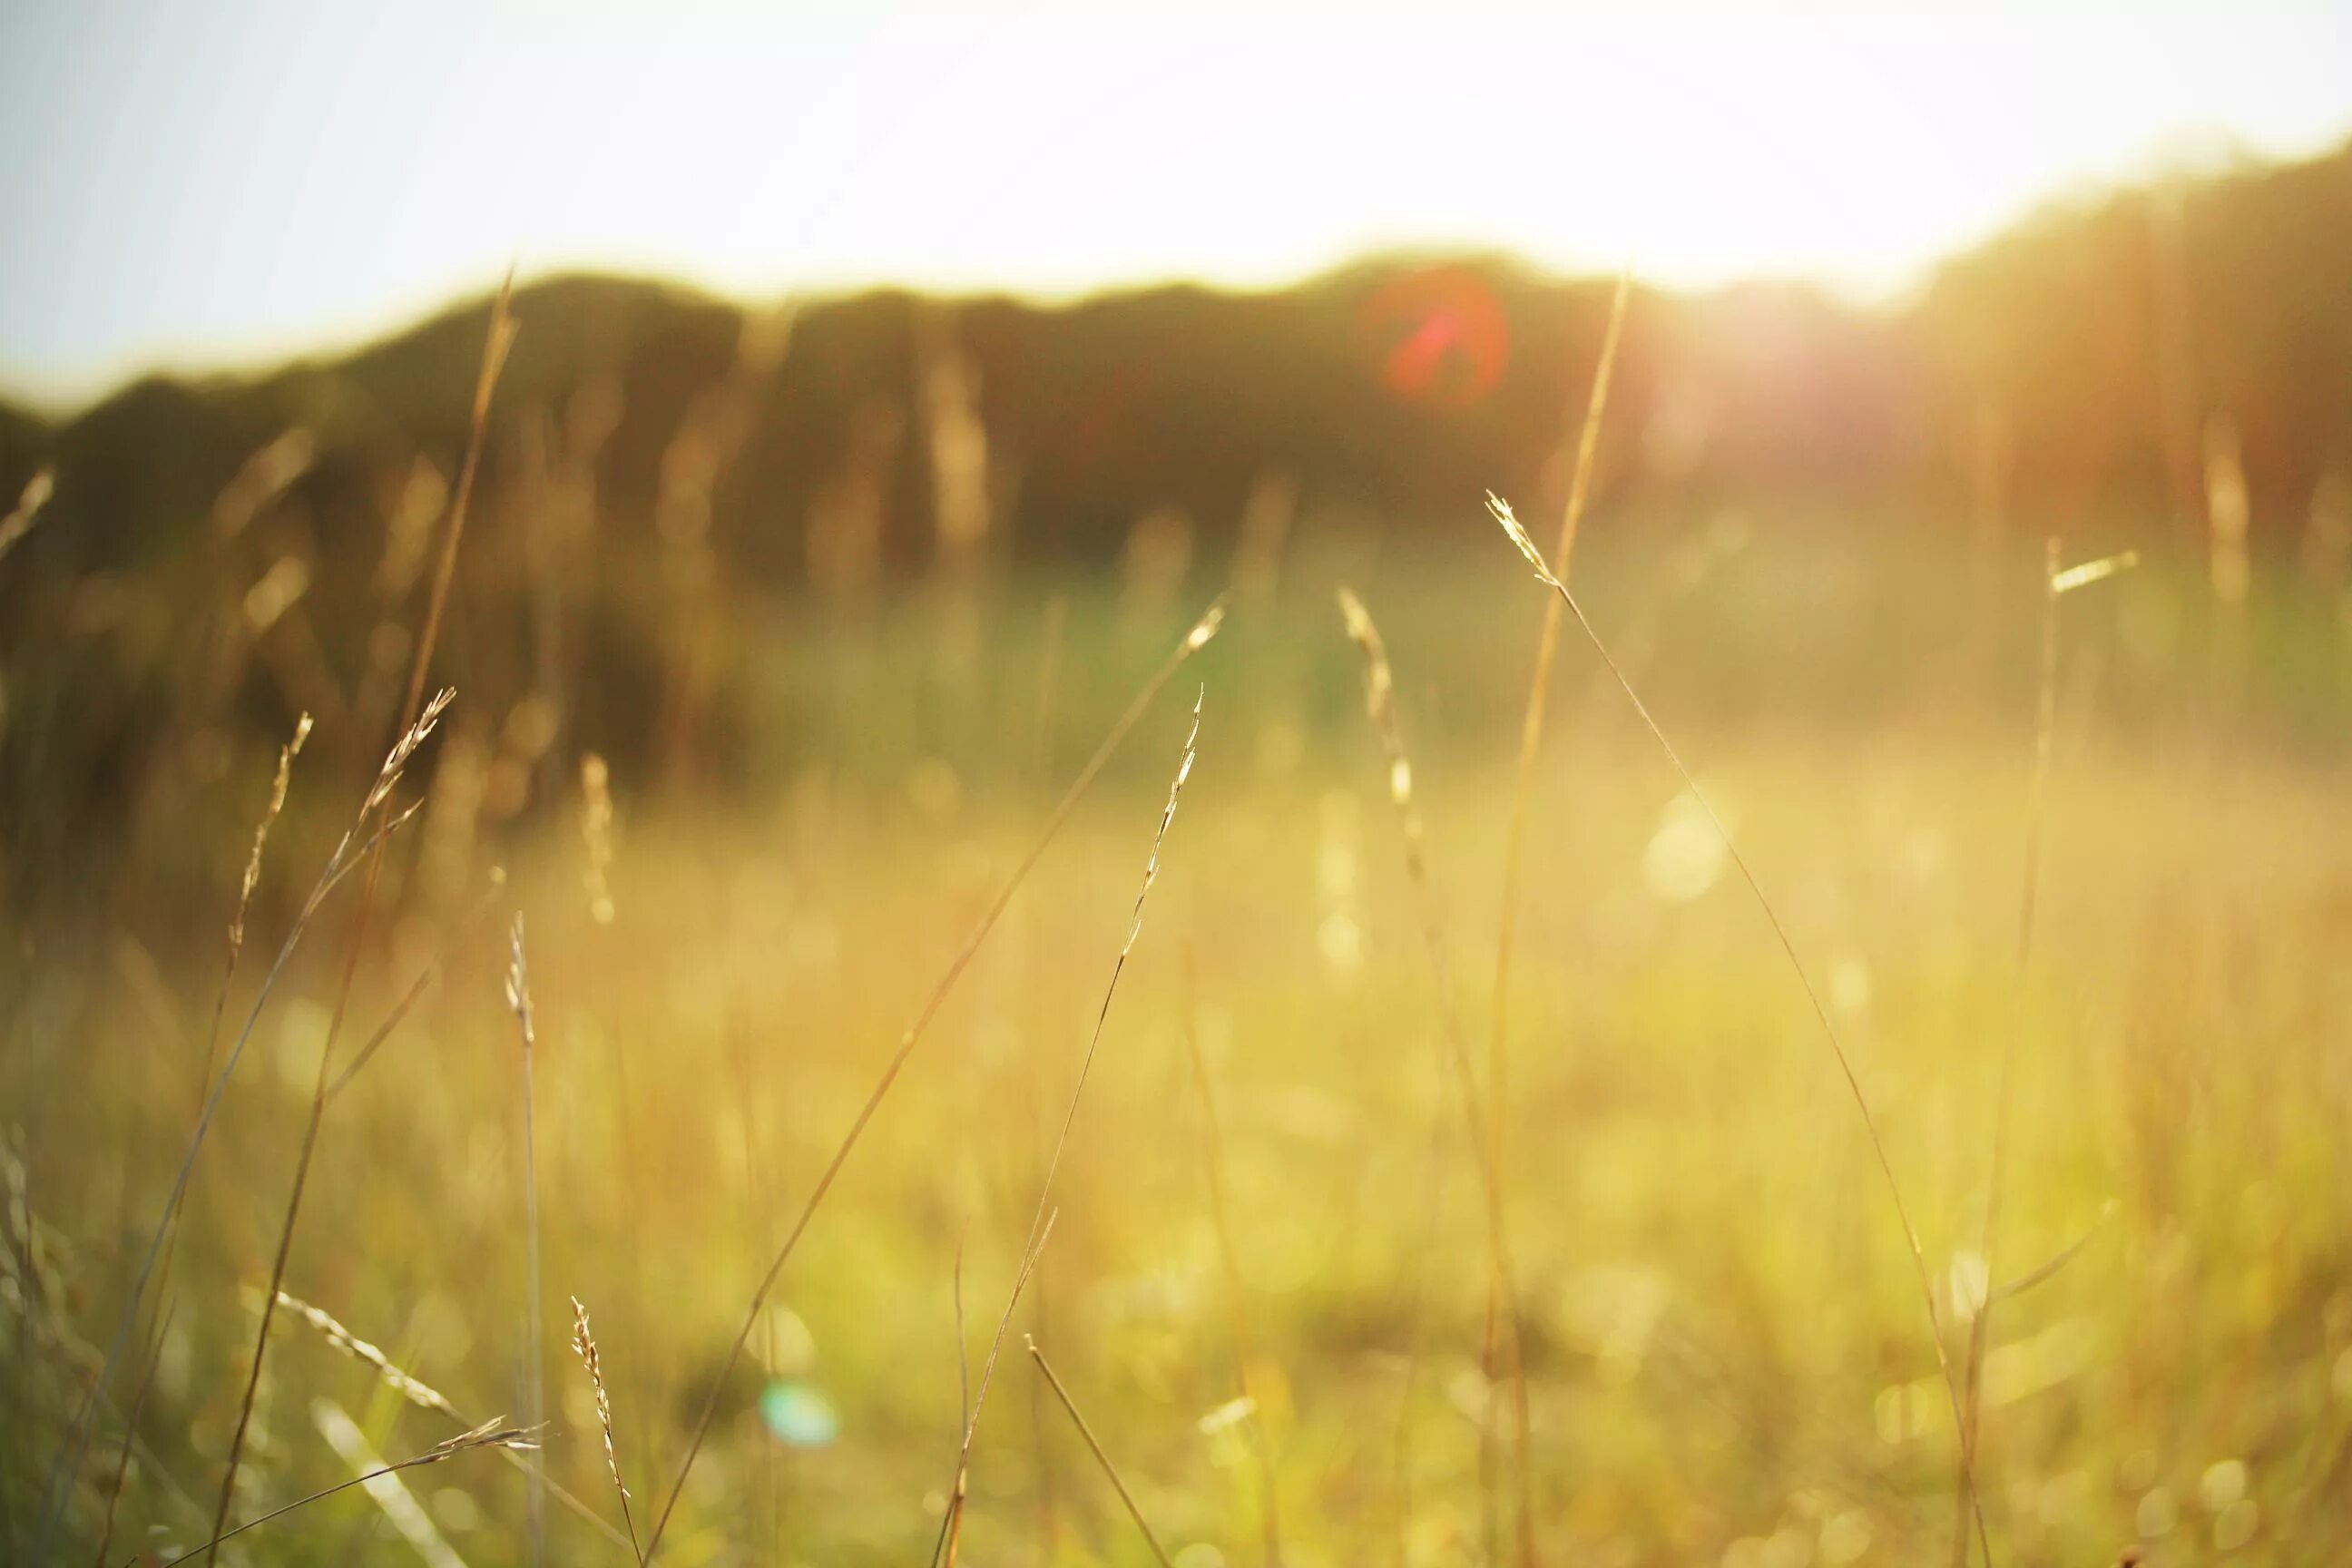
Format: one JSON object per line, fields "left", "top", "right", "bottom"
{"left": 206, "top": 691, "right": 461, "bottom": 1553}
{"left": 197, "top": 261, "right": 514, "bottom": 1550}
{"left": 1489, "top": 491, "right": 1991, "bottom": 1560}
{"left": 568, "top": 1297, "right": 642, "bottom": 1565}
{"left": 641, "top": 599, "right": 1225, "bottom": 1562}
{"left": 20, "top": 669, "right": 2351, "bottom": 1564}
{"left": 270, "top": 1284, "right": 632, "bottom": 1554}
{"left": 1955, "top": 538, "right": 2142, "bottom": 1565}
{"left": 34, "top": 694, "right": 446, "bottom": 1554}
{"left": 271, "top": 1289, "right": 461, "bottom": 1421}
{"left": 1181, "top": 945, "right": 1283, "bottom": 1568}
{"left": 942, "top": 685, "right": 1201, "bottom": 1563}
{"left": 230, "top": 717, "right": 316, "bottom": 961}
{"left": 1485, "top": 268, "right": 1632, "bottom": 1567}
{"left": 1026, "top": 1334, "right": 1176, "bottom": 1568}
{"left": 939, "top": 1212, "right": 1057, "bottom": 1568}
{"left": 1336, "top": 583, "right": 1529, "bottom": 1562}
{"left": 10, "top": 420, "right": 2348, "bottom": 1568}
{"left": 505, "top": 916, "right": 549, "bottom": 1568}
{"left": 157, "top": 1417, "right": 535, "bottom": 1568}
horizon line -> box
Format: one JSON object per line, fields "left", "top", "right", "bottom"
{"left": 3, "top": 127, "right": 2338, "bottom": 419}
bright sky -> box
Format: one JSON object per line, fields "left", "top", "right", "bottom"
{"left": 2, "top": 0, "right": 2347, "bottom": 401}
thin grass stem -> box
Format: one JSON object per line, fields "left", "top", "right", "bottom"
{"left": 641, "top": 600, "right": 1225, "bottom": 1562}
{"left": 1488, "top": 493, "right": 1994, "bottom": 1565}
{"left": 1024, "top": 1338, "right": 1175, "bottom": 1568}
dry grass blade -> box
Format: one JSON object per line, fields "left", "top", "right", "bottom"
{"left": 2050, "top": 549, "right": 2140, "bottom": 595}
{"left": 400, "top": 270, "right": 516, "bottom": 732}
{"left": 1387, "top": 1053, "right": 1458, "bottom": 1567}
{"left": 1485, "top": 268, "right": 1629, "bottom": 1566}
{"left": 1334, "top": 585, "right": 1525, "bottom": 1530}
{"left": 368, "top": 687, "right": 457, "bottom": 818}
{"left": 1014, "top": 688, "right": 1200, "bottom": 1264}
{"left": 123, "top": 709, "right": 315, "bottom": 1379}
{"left": 310, "top": 1397, "right": 469, "bottom": 1568}
{"left": 1486, "top": 491, "right": 1993, "bottom": 1563}
{"left": 284, "top": 264, "right": 513, "bottom": 1312}
{"left": 272, "top": 1289, "right": 460, "bottom": 1419}
{"left": 157, "top": 266, "right": 513, "bottom": 1568}
{"left": 1181, "top": 947, "right": 1281, "bottom": 1568}
{"left": 642, "top": 597, "right": 1225, "bottom": 1563}
{"left": 506, "top": 916, "right": 549, "bottom": 1568}
{"left": 206, "top": 693, "right": 461, "bottom": 1558}
{"left": 1024, "top": 1337, "right": 1175, "bottom": 1568}
{"left": 1950, "top": 539, "right": 2061, "bottom": 1567}
{"left": 274, "top": 1287, "right": 634, "bottom": 1553}
{"left": 153, "top": 1417, "right": 535, "bottom": 1567}
{"left": 1954, "top": 540, "right": 2138, "bottom": 1566}
{"left": 937, "top": 1214, "right": 1060, "bottom": 1568}
{"left": 204, "top": 289, "right": 520, "bottom": 1560}
{"left": 108, "top": 707, "right": 316, "bottom": 1526}
{"left": 231, "top": 715, "right": 315, "bottom": 956}
{"left": 569, "top": 1297, "right": 643, "bottom": 1565}
{"left": 950, "top": 1231, "right": 971, "bottom": 1553}
{"left": 1990, "top": 1200, "right": 2117, "bottom": 1305}
{"left": 942, "top": 690, "right": 1203, "bottom": 1564}
{"left": 955, "top": 1233, "right": 971, "bottom": 1431}
{"left": 90, "top": 1301, "right": 174, "bottom": 1568}
{"left": 38, "top": 713, "right": 439, "bottom": 1557}
{"left": 427, "top": 1417, "right": 541, "bottom": 1459}
{"left": 0, "top": 466, "right": 54, "bottom": 566}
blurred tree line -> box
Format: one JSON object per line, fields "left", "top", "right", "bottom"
{"left": 0, "top": 140, "right": 2346, "bottom": 917}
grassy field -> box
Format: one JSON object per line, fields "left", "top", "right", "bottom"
{"left": 5, "top": 514, "right": 2351, "bottom": 1568}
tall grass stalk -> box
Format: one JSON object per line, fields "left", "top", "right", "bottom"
{"left": 158, "top": 1419, "right": 534, "bottom": 1568}
{"left": 1024, "top": 1337, "right": 1176, "bottom": 1568}
{"left": 1485, "top": 269, "right": 1629, "bottom": 1565}
{"left": 89, "top": 1301, "right": 172, "bottom": 1568}
{"left": 401, "top": 273, "right": 517, "bottom": 732}
{"left": 641, "top": 600, "right": 1225, "bottom": 1562}
{"left": 505, "top": 918, "right": 548, "bottom": 1568}
{"left": 195, "top": 271, "right": 514, "bottom": 1556}
{"left": 1024, "top": 593, "right": 1072, "bottom": 1566}
{"left": 1181, "top": 946, "right": 1281, "bottom": 1568}
{"left": 35, "top": 713, "right": 305, "bottom": 1553}
{"left": 942, "top": 689, "right": 1202, "bottom": 1563}
{"left": 274, "top": 1286, "right": 633, "bottom": 1553}
{"left": 1335, "top": 585, "right": 1524, "bottom": 1537}
{"left": 568, "top": 1298, "right": 642, "bottom": 1565}
{"left": 1487, "top": 493, "right": 1994, "bottom": 1563}
{"left": 941, "top": 1234, "right": 970, "bottom": 1566}
{"left": 937, "top": 1215, "right": 1059, "bottom": 1568}
{"left": 34, "top": 720, "right": 436, "bottom": 1561}
{"left": 309, "top": 1397, "right": 471, "bottom": 1568}
{"left": 1389, "top": 1047, "right": 1458, "bottom": 1568}
{"left": 205, "top": 693, "right": 458, "bottom": 1558}
{"left": 140, "top": 710, "right": 312, "bottom": 1435}
{"left": 1953, "top": 540, "right": 2136, "bottom": 1565}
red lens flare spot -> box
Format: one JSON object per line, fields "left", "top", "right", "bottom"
{"left": 1363, "top": 266, "right": 1509, "bottom": 411}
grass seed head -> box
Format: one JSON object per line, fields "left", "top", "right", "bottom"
{"left": 271, "top": 1289, "right": 460, "bottom": 1419}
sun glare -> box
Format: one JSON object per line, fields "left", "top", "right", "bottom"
{"left": 0, "top": 0, "right": 2347, "bottom": 389}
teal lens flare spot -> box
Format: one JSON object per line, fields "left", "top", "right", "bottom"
{"left": 760, "top": 1379, "right": 840, "bottom": 1447}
